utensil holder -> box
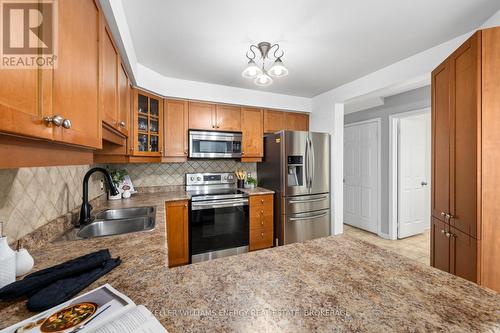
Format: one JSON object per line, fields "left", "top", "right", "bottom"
{"left": 237, "top": 179, "right": 245, "bottom": 188}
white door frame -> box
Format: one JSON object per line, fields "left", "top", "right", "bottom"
{"left": 389, "top": 108, "right": 430, "bottom": 240}
{"left": 344, "top": 118, "right": 382, "bottom": 237}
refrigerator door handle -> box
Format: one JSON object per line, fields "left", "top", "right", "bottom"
{"left": 310, "top": 136, "right": 315, "bottom": 188}
{"left": 307, "top": 137, "right": 313, "bottom": 189}
{"left": 304, "top": 136, "right": 310, "bottom": 189}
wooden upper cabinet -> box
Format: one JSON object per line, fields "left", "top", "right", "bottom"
{"left": 188, "top": 102, "right": 216, "bottom": 130}
{"left": 241, "top": 108, "right": 263, "bottom": 158}
{"left": 216, "top": 105, "right": 241, "bottom": 131}
{"left": 264, "top": 110, "right": 284, "bottom": 133}
{"left": 51, "top": 0, "right": 100, "bottom": 149}
{"left": 100, "top": 20, "right": 119, "bottom": 130}
{"left": 449, "top": 32, "right": 480, "bottom": 238}
{"left": 166, "top": 200, "right": 189, "bottom": 267}
{"left": 0, "top": 69, "right": 50, "bottom": 140}
{"left": 117, "top": 63, "right": 130, "bottom": 137}
{"left": 131, "top": 89, "right": 163, "bottom": 156}
{"left": 164, "top": 99, "right": 188, "bottom": 159}
{"left": 431, "top": 60, "right": 451, "bottom": 222}
{"left": 284, "top": 112, "right": 309, "bottom": 131}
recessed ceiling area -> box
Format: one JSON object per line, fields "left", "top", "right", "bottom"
{"left": 122, "top": 0, "right": 500, "bottom": 97}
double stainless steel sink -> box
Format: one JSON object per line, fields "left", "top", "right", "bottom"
{"left": 56, "top": 206, "right": 156, "bottom": 241}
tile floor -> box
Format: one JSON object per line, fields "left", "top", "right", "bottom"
{"left": 344, "top": 224, "right": 430, "bottom": 265}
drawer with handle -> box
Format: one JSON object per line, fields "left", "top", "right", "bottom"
{"left": 285, "top": 194, "right": 330, "bottom": 214}
{"left": 249, "top": 227, "right": 273, "bottom": 251}
{"left": 250, "top": 194, "right": 273, "bottom": 211}
{"left": 250, "top": 214, "right": 273, "bottom": 230}
{"left": 284, "top": 208, "right": 330, "bottom": 244}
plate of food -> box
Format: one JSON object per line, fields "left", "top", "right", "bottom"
{"left": 38, "top": 302, "right": 97, "bottom": 332}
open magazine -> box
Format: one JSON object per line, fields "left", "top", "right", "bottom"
{"left": 1, "top": 284, "right": 167, "bottom": 333}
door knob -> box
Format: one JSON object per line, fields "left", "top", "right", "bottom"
{"left": 44, "top": 115, "right": 64, "bottom": 127}
{"left": 119, "top": 121, "right": 126, "bottom": 128}
{"left": 62, "top": 119, "right": 72, "bottom": 129}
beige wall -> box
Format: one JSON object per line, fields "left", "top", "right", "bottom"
{"left": 0, "top": 165, "right": 104, "bottom": 242}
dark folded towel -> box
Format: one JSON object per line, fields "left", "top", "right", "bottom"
{"left": 0, "top": 249, "right": 112, "bottom": 301}
{"left": 27, "top": 257, "right": 121, "bottom": 312}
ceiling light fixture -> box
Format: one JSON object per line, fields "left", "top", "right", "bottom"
{"left": 242, "top": 42, "right": 288, "bottom": 86}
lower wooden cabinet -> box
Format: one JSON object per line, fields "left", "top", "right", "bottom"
{"left": 249, "top": 194, "right": 274, "bottom": 251}
{"left": 431, "top": 217, "right": 478, "bottom": 283}
{"left": 166, "top": 200, "right": 189, "bottom": 267}
{"left": 450, "top": 226, "right": 478, "bottom": 283}
{"left": 431, "top": 218, "right": 450, "bottom": 273}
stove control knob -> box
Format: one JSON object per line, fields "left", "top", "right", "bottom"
{"left": 190, "top": 176, "right": 195, "bottom": 181}
{"left": 223, "top": 176, "right": 227, "bottom": 180}
{"left": 196, "top": 177, "right": 201, "bottom": 181}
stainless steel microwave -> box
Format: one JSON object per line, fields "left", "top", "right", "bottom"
{"left": 189, "top": 130, "right": 242, "bottom": 158}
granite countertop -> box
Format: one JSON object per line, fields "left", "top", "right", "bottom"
{"left": 1, "top": 191, "right": 499, "bottom": 332}
{"left": 239, "top": 187, "right": 274, "bottom": 196}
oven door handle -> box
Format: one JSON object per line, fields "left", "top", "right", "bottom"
{"left": 191, "top": 199, "right": 249, "bottom": 210}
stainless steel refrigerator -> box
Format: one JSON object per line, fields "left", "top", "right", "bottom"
{"left": 258, "top": 131, "right": 331, "bottom": 246}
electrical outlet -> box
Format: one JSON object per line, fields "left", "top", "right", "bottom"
{"left": 100, "top": 179, "right": 104, "bottom": 191}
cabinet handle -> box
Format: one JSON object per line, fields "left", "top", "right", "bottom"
{"left": 119, "top": 121, "right": 126, "bottom": 128}
{"left": 44, "top": 115, "right": 64, "bottom": 127}
{"left": 441, "top": 229, "right": 446, "bottom": 234}
{"left": 260, "top": 199, "right": 264, "bottom": 204}
{"left": 62, "top": 119, "right": 72, "bottom": 129}
{"left": 261, "top": 220, "right": 264, "bottom": 226}
{"left": 445, "top": 232, "right": 452, "bottom": 238}
{"left": 260, "top": 210, "right": 264, "bottom": 214}
{"left": 440, "top": 212, "right": 446, "bottom": 217}
{"left": 261, "top": 232, "right": 264, "bottom": 238}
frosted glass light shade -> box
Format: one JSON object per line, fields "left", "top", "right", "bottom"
{"left": 242, "top": 59, "right": 262, "bottom": 78}
{"left": 268, "top": 58, "right": 289, "bottom": 77}
{"left": 254, "top": 72, "right": 273, "bottom": 86}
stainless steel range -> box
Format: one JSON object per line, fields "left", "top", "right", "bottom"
{"left": 186, "top": 172, "right": 249, "bottom": 263}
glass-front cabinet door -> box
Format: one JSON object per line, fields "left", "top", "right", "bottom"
{"left": 132, "top": 89, "right": 163, "bottom": 156}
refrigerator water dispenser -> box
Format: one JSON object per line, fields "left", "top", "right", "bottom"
{"left": 287, "top": 155, "right": 304, "bottom": 186}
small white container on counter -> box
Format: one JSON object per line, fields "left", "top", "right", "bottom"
{"left": 15, "top": 248, "right": 34, "bottom": 277}
{"left": 0, "top": 223, "right": 16, "bottom": 288}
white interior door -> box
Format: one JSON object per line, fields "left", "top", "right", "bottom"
{"left": 344, "top": 120, "right": 379, "bottom": 233}
{"left": 398, "top": 113, "right": 431, "bottom": 238}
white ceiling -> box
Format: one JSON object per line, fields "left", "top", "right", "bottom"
{"left": 122, "top": 0, "right": 500, "bottom": 98}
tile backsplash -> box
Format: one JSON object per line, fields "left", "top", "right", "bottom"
{"left": 0, "top": 160, "right": 257, "bottom": 242}
{"left": 0, "top": 165, "right": 104, "bottom": 242}
{"left": 108, "top": 160, "right": 257, "bottom": 187}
